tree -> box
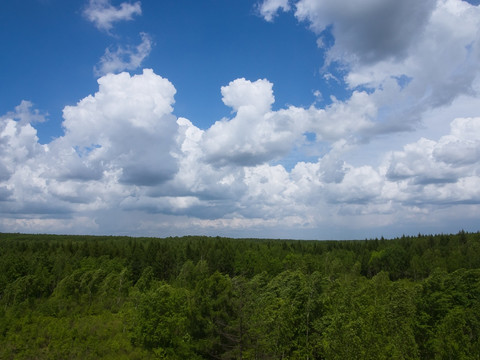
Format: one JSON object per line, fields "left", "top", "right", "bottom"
{"left": 135, "top": 283, "right": 197, "bottom": 359}
{"left": 190, "top": 271, "right": 234, "bottom": 359}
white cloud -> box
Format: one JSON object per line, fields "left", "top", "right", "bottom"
{"left": 257, "top": 0, "right": 480, "bottom": 143}
{"left": 306, "top": 90, "right": 376, "bottom": 142}
{"left": 346, "top": 0, "right": 480, "bottom": 110}
{"left": 94, "top": 32, "right": 152, "bottom": 76}
{"left": 386, "top": 117, "right": 480, "bottom": 186}
{"left": 258, "top": 0, "right": 290, "bottom": 22}
{"left": 0, "top": 116, "right": 45, "bottom": 181}
{"left": 221, "top": 78, "right": 274, "bottom": 113}
{"left": 202, "top": 78, "right": 304, "bottom": 166}
{"left": 327, "top": 165, "right": 383, "bottom": 204}
{"left": 0, "top": 70, "right": 180, "bottom": 228}
{"left": 83, "top": 0, "right": 142, "bottom": 32}
{"left": 61, "top": 69, "right": 178, "bottom": 186}
{"left": 1, "top": 67, "right": 480, "bottom": 238}
{"left": 171, "top": 117, "right": 248, "bottom": 218}
{"left": 199, "top": 79, "right": 378, "bottom": 168}
{"left": 84, "top": 0, "right": 150, "bottom": 77}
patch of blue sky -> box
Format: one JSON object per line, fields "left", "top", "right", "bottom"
{"left": 393, "top": 74, "right": 413, "bottom": 90}
{"left": 74, "top": 144, "right": 101, "bottom": 158}
{"left": 141, "top": 0, "right": 334, "bottom": 128}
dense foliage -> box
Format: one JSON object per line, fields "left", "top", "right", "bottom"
{"left": 1, "top": 231, "right": 480, "bottom": 359}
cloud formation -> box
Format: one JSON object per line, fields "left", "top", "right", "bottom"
{"left": 387, "top": 118, "right": 480, "bottom": 187}
{"left": 0, "top": 100, "right": 47, "bottom": 126}
{"left": 1, "top": 65, "right": 479, "bottom": 237}
{"left": 295, "top": 0, "right": 437, "bottom": 65}
{"left": 259, "top": 0, "right": 290, "bottom": 22}
{"left": 62, "top": 69, "right": 179, "bottom": 185}
{"left": 84, "top": 0, "right": 151, "bottom": 76}
{"left": 94, "top": 32, "right": 152, "bottom": 76}
{"left": 83, "top": 0, "right": 141, "bottom": 31}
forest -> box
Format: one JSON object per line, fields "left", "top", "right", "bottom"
{"left": 1, "top": 231, "right": 479, "bottom": 359}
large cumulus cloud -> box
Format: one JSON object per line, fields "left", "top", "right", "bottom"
{"left": 202, "top": 78, "right": 303, "bottom": 166}
{"left": 0, "top": 70, "right": 181, "bottom": 226}
{"left": 1, "top": 67, "right": 480, "bottom": 237}
{"left": 60, "top": 69, "right": 179, "bottom": 186}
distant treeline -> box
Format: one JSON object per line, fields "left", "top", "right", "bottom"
{"left": 1, "top": 231, "right": 479, "bottom": 359}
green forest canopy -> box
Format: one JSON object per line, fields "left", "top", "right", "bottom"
{"left": 1, "top": 231, "right": 479, "bottom": 359}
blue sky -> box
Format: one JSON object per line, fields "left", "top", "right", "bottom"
{"left": 1, "top": 0, "right": 334, "bottom": 140}
{"left": 1, "top": 0, "right": 480, "bottom": 239}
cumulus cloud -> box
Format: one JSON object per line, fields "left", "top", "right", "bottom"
{"left": 61, "top": 69, "right": 178, "bottom": 186}
{"left": 259, "top": 0, "right": 437, "bottom": 65}
{"left": 0, "top": 117, "right": 66, "bottom": 217}
{"left": 0, "top": 70, "right": 181, "bottom": 227}
{"left": 295, "top": 0, "right": 437, "bottom": 65}
{"left": 387, "top": 117, "right": 480, "bottom": 186}
{"left": 347, "top": 0, "right": 480, "bottom": 111}
{"left": 1, "top": 65, "right": 480, "bottom": 238}
{"left": 94, "top": 32, "right": 152, "bottom": 76}
{"left": 201, "top": 78, "right": 301, "bottom": 166}
{"left": 199, "top": 79, "right": 378, "bottom": 168}
{"left": 0, "top": 114, "right": 45, "bottom": 180}
{"left": 83, "top": 0, "right": 141, "bottom": 32}
{"left": 258, "top": 0, "right": 480, "bottom": 142}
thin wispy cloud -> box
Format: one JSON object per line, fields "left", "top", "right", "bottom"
{"left": 83, "top": 0, "right": 141, "bottom": 32}
{"left": 258, "top": 0, "right": 290, "bottom": 22}
{"left": 94, "top": 32, "right": 152, "bottom": 76}
{"left": 0, "top": 100, "right": 47, "bottom": 126}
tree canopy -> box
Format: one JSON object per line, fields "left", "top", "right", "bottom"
{"left": 1, "top": 231, "right": 479, "bottom": 359}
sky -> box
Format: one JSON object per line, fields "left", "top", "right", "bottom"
{"left": 0, "top": 0, "right": 480, "bottom": 239}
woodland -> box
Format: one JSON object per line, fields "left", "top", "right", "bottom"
{"left": 0, "top": 231, "right": 479, "bottom": 359}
